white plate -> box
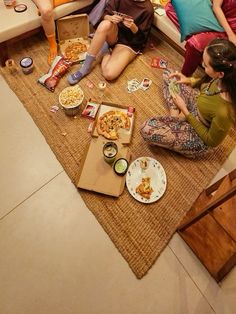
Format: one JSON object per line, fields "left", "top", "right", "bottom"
{"left": 126, "top": 157, "right": 167, "bottom": 203}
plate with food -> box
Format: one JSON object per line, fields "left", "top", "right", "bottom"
{"left": 126, "top": 157, "right": 167, "bottom": 203}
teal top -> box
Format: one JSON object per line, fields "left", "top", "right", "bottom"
{"left": 186, "top": 80, "right": 235, "bottom": 147}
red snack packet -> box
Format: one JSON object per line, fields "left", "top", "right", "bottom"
{"left": 151, "top": 57, "right": 168, "bottom": 69}
{"left": 38, "top": 56, "right": 72, "bottom": 92}
{"left": 127, "top": 106, "right": 135, "bottom": 117}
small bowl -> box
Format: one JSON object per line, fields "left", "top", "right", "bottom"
{"left": 59, "top": 85, "right": 84, "bottom": 116}
{"left": 113, "top": 158, "right": 129, "bottom": 176}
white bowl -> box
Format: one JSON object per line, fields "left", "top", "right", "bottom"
{"left": 59, "top": 85, "right": 84, "bottom": 116}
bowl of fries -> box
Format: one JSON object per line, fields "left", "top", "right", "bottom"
{"left": 59, "top": 84, "right": 84, "bottom": 116}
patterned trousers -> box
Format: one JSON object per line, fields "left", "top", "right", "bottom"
{"left": 140, "top": 71, "right": 210, "bottom": 158}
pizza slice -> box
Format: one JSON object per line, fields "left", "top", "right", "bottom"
{"left": 96, "top": 110, "right": 131, "bottom": 140}
{"left": 136, "top": 177, "right": 154, "bottom": 200}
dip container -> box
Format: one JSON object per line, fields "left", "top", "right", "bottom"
{"left": 113, "top": 158, "right": 129, "bottom": 176}
{"left": 103, "top": 142, "right": 118, "bottom": 164}
{"left": 20, "top": 57, "right": 34, "bottom": 74}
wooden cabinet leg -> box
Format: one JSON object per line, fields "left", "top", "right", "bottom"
{"left": 0, "top": 41, "right": 9, "bottom": 67}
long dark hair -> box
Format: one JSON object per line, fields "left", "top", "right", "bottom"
{"left": 206, "top": 38, "right": 236, "bottom": 107}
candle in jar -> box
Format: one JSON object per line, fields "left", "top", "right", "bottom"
{"left": 103, "top": 142, "right": 118, "bottom": 164}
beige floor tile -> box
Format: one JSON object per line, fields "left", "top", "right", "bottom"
{"left": 169, "top": 234, "right": 236, "bottom": 314}
{"left": 209, "top": 148, "right": 236, "bottom": 185}
{"left": 0, "top": 172, "right": 214, "bottom": 314}
{"left": 221, "top": 148, "right": 236, "bottom": 174}
{"left": 0, "top": 75, "right": 62, "bottom": 218}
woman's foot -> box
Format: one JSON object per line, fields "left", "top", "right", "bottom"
{"left": 67, "top": 71, "right": 83, "bottom": 85}
{"left": 67, "top": 53, "right": 96, "bottom": 85}
{"left": 46, "top": 34, "right": 58, "bottom": 65}
{"left": 170, "top": 108, "right": 186, "bottom": 120}
{"left": 48, "top": 45, "right": 58, "bottom": 65}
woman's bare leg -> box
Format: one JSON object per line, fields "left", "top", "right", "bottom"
{"left": 87, "top": 20, "right": 118, "bottom": 55}
{"left": 68, "top": 20, "right": 118, "bottom": 85}
{"left": 33, "top": 0, "right": 57, "bottom": 64}
{"left": 101, "top": 44, "right": 136, "bottom": 81}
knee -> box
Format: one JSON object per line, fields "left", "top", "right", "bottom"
{"left": 40, "top": 6, "right": 54, "bottom": 22}
{"left": 96, "top": 20, "right": 114, "bottom": 34}
{"left": 140, "top": 120, "right": 151, "bottom": 140}
{"left": 101, "top": 67, "right": 118, "bottom": 81}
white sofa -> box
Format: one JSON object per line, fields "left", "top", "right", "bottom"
{"left": 0, "top": 0, "right": 95, "bottom": 65}
{"left": 0, "top": 1, "right": 184, "bottom": 66}
{"left": 152, "top": 10, "right": 185, "bottom": 53}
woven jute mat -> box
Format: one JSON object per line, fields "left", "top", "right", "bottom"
{"left": 1, "top": 33, "right": 236, "bottom": 278}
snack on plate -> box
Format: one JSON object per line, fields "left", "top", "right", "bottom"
{"left": 64, "top": 41, "right": 87, "bottom": 62}
{"left": 59, "top": 85, "right": 84, "bottom": 107}
{"left": 97, "top": 110, "right": 131, "bottom": 140}
{"left": 136, "top": 177, "right": 154, "bottom": 200}
{"left": 140, "top": 157, "right": 149, "bottom": 170}
{"left": 38, "top": 56, "right": 72, "bottom": 92}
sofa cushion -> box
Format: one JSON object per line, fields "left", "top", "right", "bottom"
{"left": 172, "top": 0, "right": 224, "bottom": 42}
{"left": 153, "top": 11, "right": 185, "bottom": 49}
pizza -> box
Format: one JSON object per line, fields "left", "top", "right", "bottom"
{"left": 136, "top": 177, "right": 154, "bottom": 200}
{"left": 96, "top": 110, "right": 131, "bottom": 140}
{"left": 64, "top": 42, "right": 87, "bottom": 62}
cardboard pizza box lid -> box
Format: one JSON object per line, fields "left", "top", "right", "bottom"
{"left": 92, "top": 102, "right": 135, "bottom": 145}
{"left": 57, "top": 13, "right": 89, "bottom": 41}
{"left": 57, "top": 14, "right": 90, "bottom": 62}
{"left": 76, "top": 137, "right": 131, "bottom": 197}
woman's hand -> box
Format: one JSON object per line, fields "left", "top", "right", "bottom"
{"left": 169, "top": 71, "right": 191, "bottom": 85}
{"left": 171, "top": 93, "right": 190, "bottom": 116}
{"left": 105, "top": 14, "right": 123, "bottom": 24}
{"left": 123, "top": 18, "right": 138, "bottom": 33}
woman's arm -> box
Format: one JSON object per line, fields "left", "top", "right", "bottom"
{"left": 186, "top": 109, "right": 232, "bottom": 147}
{"left": 212, "top": 0, "right": 236, "bottom": 45}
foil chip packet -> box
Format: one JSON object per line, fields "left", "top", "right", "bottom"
{"left": 38, "top": 56, "right": 72, "bottom": 92}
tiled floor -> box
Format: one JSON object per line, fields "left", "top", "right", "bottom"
{"left": 0, "top": 73, "right": 236, "bottom": 314}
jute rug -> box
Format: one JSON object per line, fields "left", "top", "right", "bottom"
{"left": 1, "top": 33, "right": 236, "bottom": 278}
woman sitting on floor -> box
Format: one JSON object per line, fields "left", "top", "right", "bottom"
{"left": 140, "top": 38, "right": 236, "bottom": 158}
{"left": 67, "top": 0, "right": 154, "bottom": 85}
{"left": 165, "top": 0, "right": 236, "bottom": 76}
{"left": 33, "top": 0, "right": 74, "bottom": 64}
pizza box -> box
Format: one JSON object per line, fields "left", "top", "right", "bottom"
{"left": 77, "top": 137, "right": 131, "bottom": 197}
{"left": 92, "top": 102, "right": 135, "bottom": 144}
{"left": 56, "top": 14, "right": 90, "bottom": 63}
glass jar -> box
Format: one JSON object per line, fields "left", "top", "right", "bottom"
{"left": 20, "top": 57, "right": 34, "bottom": 75}
{"left": 103, "top": 142, "right": 118, "bottom": 164}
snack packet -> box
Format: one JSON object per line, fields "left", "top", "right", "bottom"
{"left": 38, "top": 56, "right": 72, "bottom": 92}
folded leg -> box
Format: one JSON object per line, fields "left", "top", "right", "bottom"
{"left": 140, "top": 116, "right": 209, "bottom": 158}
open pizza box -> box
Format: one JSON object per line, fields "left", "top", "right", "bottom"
{"left": 56, "top": 14, "right": 90, "bottom": 63}
{"left": 76, "top": 137, "right": 131, "bottom": 197}
{"left": 92, "top": 102, "right": 135, "bottom": 144}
